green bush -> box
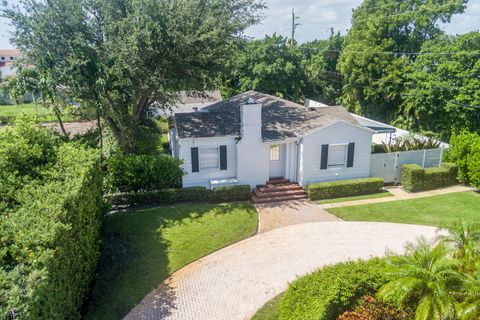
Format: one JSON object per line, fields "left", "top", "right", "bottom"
{"left": 279, "top": 258, "right": 389, "bottom": 320}
{"left": 401, "top": 163, "right": 458, "bottom": 192}
{"left": 105, "top": 185, "right": 251, "bottom": 207}
{"left": 105, "top": 154, "right": 183, "bottom": 193}
{"left": 306, "top": 178, "right": 384, "bottom": 201}
{"left": 445, "top": 131, "right": 480, "bottom": 184}
{"left": 0, "top": 144, "right": 104, "bottom": 319}
{"left": 208, "top": 185, "right": 252, "bottom": 201}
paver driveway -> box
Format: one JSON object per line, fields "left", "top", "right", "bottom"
{"left": 124, "top": 222, "right": 437, "bottom": 320}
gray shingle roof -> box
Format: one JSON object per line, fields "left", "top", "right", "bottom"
{"left": 174, "top": 91, "right": 361, "bottom": 141}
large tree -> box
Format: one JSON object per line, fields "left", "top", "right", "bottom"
{"left": 337, "top": 0, "right": 467, "bottom": 123}
{"left": 401, "top": 32, "right": 480, "bottom": 140}
{"left": 6, "top": 0, "right": 263, "bottom": 153}
{"left": 219, "top": 34, "right": 306, "bottom": 101}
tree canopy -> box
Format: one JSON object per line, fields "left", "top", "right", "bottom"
{"left": 7, "top": 0, "right": 264, "bottom": 153}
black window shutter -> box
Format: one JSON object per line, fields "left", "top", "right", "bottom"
{"left": 320, "top": 144, "right": 329, "bottom": 170}
{"left": 191, "top": 147, "right": 199, "bottom": 172}
{"left": 347, "top": 143, "right": 355, "bottom": 167}
{"left": 220, "top": 145, "right": 227, "bottom": 170}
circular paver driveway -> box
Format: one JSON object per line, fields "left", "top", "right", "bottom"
{"left": 124, "top": 222, "right": 437, "bottom": 320}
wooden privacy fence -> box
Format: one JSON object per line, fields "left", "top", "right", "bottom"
{"left": 370, "top": 148, "right": 445, "bottom": 184}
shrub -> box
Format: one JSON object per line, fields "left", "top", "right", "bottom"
{"left": 105, "top": 185, "right": 251, "bottom": 207}
{"left": 445, "top": 131, "right": 480, "bottom": 184}
{"left": 337, "top": 295, "right": 412, "bottom": 320}
{"left": 208, "top": 185, "right": 251, "bottom": 202}
{"left": 279, "top": 258, "right": 390, "bottom": 320}
{"left": 306, "top": 178, "right": 384, "bottom": 201}
{"left": 401, "top": 163, "right": 458, "bottom": 192}
{"left": 104, "top": 154, "right": 183, "bottom": 193}
{"left": 0, "top": 144, "right": 104, "bottom": 319}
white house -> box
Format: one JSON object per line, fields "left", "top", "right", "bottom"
{"left": 0, "top": 49, "right": 20, "bottom": 79}
{"left": 169, "top": 91, "right": 383, "bottom": 194}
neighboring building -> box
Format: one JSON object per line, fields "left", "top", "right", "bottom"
{"left": 149, "top": 91, "right": 222, "bottom": 117}
{"left": 169, "top": 91, "right": 386, "bottom": 189}
{"left": 0, "top": 49, "right": 20, "bottom": 78}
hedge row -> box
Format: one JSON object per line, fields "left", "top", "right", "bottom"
{"left": 105, "top": 185, "right": 251, "bottom": 207}
{"left": 104, "top": 154, "right": 183, "bottom": 193}
{"left": 279, "top": 258, "right": 390, "bottom": 320}
{"left": 306, "top": 177, "right": 384, "bottom": 200}
{"left": 0, "top": 144, "right": 104, "bottom": 319}
{"left": 401, "top": 162, "right": 458, "bottom": 192}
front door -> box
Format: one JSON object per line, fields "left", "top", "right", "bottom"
{"left": 269, "top": 144, "right": 286, "bottom": 178}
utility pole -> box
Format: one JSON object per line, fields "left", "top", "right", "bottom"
{"left": 290, "top": 9, "right": 300, "bottom": 46}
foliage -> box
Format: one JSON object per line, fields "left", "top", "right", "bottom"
{"left": 83, "top": 203, "right": 257, "bottom": 320}
{"left": 104, "top": 154, "right": 183, "bottom": 193}
{"left": 457, "top": 268, "right": 480, "bottom": 320}
{"left": 7, "top": 0, "right": 264, "bottom": 153}
{"left": 381, "top": 135, "right": 441, "bottom": 153}
{"left": 338, "top": 0, "right": 467, "bottom": 123}
{"left": 279, "top": 258, "right": 389, "bottom": 320}
{"left": 337, "top": 295, "right": 413, "bottom": 320}
{"left": 378, "top": 238, "right": 461, "bottom": 320}
{"left": 105, "top": 185, "right": 252, "bottom": 207}
{"left": 402, "top": 32, "right": 480, "bottom": 140}
{"left": 400, "top": 163, "right": 458, "bottom": 192}
{"left": 444, "top": 131, "right": 480, "bottom": 187}
{"left": 220, "top": 34, "right": 306, "bottom": 101}
{"left": 306, "top": 177, "right": 384, "bottom": 200}
{"left": 0, "top": 115, "right": 60, "bottom": 207}
{"left": 0, "top": 143, "right": 104, "bottom": 319}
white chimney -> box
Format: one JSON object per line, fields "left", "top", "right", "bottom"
{"left": 240, "top": 99, "right": 262, "bottom": 142}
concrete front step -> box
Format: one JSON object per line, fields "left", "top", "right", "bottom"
{"left": 252, "top": 194, "right": 308, "bottom": 204}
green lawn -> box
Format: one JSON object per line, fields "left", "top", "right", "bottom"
{"left": 83, "top": 202, "right": 258, "bottom": 320}
{"left": 251, "top": 294, "right": 283, "bottom": 320}
{"left": 328, "top": 191, "right": 480, "bottom": 227}
{"left": 316, "top": 191, "right": 393, "bottom": 205}
{"left": 0, "top": 103, "right": 78, "bottom": 124}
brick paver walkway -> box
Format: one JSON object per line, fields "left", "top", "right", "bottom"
{"left": 124, "top": 222, "right": 437, "bottom": 320}
{"left": 256, "top": 199, "right": 341, "bottom": 233}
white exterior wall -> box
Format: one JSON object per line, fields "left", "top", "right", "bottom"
{"left": 236, "top": 103, "right": 269, "bottom": 188}
{"left": 179, "top": 136, "right": 238, "bottom": 188}
{"left": 298, "top": 121, "right": 373, "bottom": 186}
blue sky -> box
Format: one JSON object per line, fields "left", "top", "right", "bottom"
{"left": 0, "top": 0, "right": 479, "bottom": 48}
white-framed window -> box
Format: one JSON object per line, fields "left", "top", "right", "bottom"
{"left": 270, "top": 145, "right": 280, "bottom": 161}
{"left": 199, "top": 147, "right": 219, "bottom": 170}
{"left": 328, "top": 143, "right": 348, "bottom": 168}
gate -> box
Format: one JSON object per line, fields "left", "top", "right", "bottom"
{"left": 370, "top": 148, "right": 444, "bottom": 184}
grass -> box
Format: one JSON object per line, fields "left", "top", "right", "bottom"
{"left": 0, "top": 103, "right": 78, "bottom": 124}
{"left": 251, "top": 293, "right": 283, "bottom": 320}
{"left": 83, "top": 202, "right": 258, "bottom": 320}
{"left": 328, "top": 191, "right": 480, "bottom": 227}
{"left": 316, "top": 191, "right": 393, "bottom": 205}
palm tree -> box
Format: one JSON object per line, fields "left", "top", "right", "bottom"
{"left": 457, "top": 268, "right": 480, "bottom": 320}
{"left": 437, "top": 222, "right": 480, "bottom": 272}
{"left": 377, "top": 237, "right": 461, "bottom": 320}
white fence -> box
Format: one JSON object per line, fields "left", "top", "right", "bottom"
{"left": 370, "top": 148, "right": 445, "bottom": 184}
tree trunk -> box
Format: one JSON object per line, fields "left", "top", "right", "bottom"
{"left": 104, "top": 116, "right": 138, "bottom": 154}
{"left": 96, "top": 107, "right": 103, "bottom": 150}
{"left": 53, "top": 105, "right": 68, "bottom": 137}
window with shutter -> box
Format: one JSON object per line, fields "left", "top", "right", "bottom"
{"left": 327, "top": 144, "right": 348, "bottom": 168}
{"left": 199, "top": 147, "right": 219, "bottom": 170}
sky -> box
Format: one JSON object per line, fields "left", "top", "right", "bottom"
{"left": 0, "top": 0, "right": 479, "bottom": 48}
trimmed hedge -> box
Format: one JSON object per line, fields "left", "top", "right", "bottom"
{"left": 105, "top": 185, "right": 252, "bottom": 207}
{"left": 0, "top": 144, "right": 104, "bottom": 319}
{"left": 104, "top": 154, "right": 183, "bottom": 193}
{"left": 306, "top": 178, "right": 384, "bottom": 200}
{"left": 279, "top": 258, "right": 389, "bottom": 320}
{"left": 401, "top": 163, "right": 458, "bottom": 192}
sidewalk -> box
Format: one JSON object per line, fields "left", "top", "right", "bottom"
{"left": 319, "top": 185, "right": 473, "bottom": 209}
